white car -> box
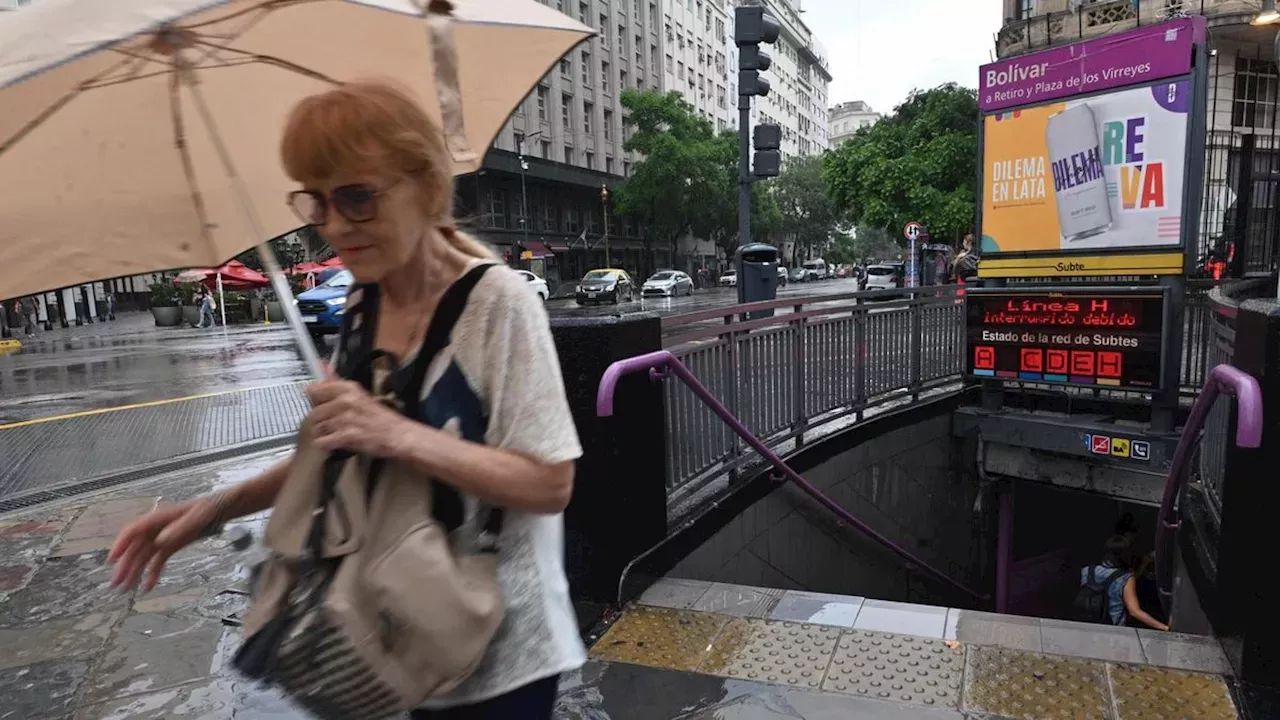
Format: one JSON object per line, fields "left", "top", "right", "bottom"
{"left": 719, "top": 270, "right": 737, "bottom": 287}
{"left": 516, "top": 270, "right": 549, "bottom": 300}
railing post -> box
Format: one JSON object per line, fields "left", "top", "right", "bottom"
{"left": 854, "top": 303, "right": 867, "bottom": 421}
{"left": 725, "top": 322, "right": 743, "bottom": 481}
{"left": 792, "top": 304, "right": 806, "bottom": 447}
{"left": 910, "top": 290, "right": 923, "bottom": 401}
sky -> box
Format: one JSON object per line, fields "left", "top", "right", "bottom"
{"left": 799, "top": 0, "right": 1004, "bottom": 115}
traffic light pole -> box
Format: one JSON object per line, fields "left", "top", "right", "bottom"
{"left": 738, "top": 98, "right": 752, "bottom": 248}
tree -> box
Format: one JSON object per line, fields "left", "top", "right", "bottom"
{"left": 823, "top": 83, "right": 977, "bottom": 242}
{"left": 618, "top": 89, "right": 783, "bottom": 271}
{"left": 827, "top": 225, "right": 900, "bottom": 265}
{"left": 772, "top": 154, "right": 842, "bottom": 260}
{"left": 617, "top": 90, "right": 721, "bottom": 272}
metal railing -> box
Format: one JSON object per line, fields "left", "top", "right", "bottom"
{"left": 1155, "top": 364, "right": 1262, "bottom": 613}
{"left": 597, "top": 349, "right": 985, "bottom": 600}
{"left": 657, "top": 286, "right": 965, "bottom": 510}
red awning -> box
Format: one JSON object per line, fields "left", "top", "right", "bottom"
{"left": 522, "top": 241, "right": 554, "bottom": 259}
{"left": 288, "top": 261, "right": 327, "bottom": 275}
{"left": 173, "top": 260, "right": 270, "bottom": 291}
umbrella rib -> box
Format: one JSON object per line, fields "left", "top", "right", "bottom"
{"left": 190, "top": 39, "right": 338, "bottom": 84}
{"left": 169, "top": 70, "right": 217, "bottom": 249}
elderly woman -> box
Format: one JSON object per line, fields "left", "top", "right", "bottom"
{"left": 107, "top": 81, "right": 584, "bottom": 718}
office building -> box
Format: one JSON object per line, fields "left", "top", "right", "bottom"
{"left": 743, "top": 0, "right": 832, "bottom": 161}
{"left": 828, "top": 100, "right": 881, "bottom": 146}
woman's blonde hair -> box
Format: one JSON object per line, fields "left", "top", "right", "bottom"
{"left": 280, "top": 79, "right": 495, "bottom": 260}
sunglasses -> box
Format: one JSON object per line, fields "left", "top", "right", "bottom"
{"left": 287, "top": 181, "right": 397, "bottom": 225}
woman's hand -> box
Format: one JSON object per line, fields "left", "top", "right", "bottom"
{"left": 305, "top": 379, "right": 416, "bottom": 457}
{"left": 107, "top": 500, "right": 218, "bottom": 592}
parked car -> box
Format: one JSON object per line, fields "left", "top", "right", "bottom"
{"left": 789, "top": 266, "right": 808, "bottom": 283}
{"left": 641, "top": 270, "right": 694, "bottom": 298}
{"left": 802, "top": 258, "right": 829, "bottom": 281}
{"left": 776, "top": 265, "right": 788, "bottom": 287}
{"left": 575, "top": 268, "right": 635, "bottom": 305}
{"left": 863, "top": 262, "right": 906, "bottom": 291}
{"left": 515, "top": 269, "right": 550, "bottom": 300}
{"left": 295, "top": 269, "right": 354, "bottom": 343}
{"left": 719, "top": 269, "right": 738, "bottom": 287}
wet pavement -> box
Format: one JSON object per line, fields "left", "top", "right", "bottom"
{"left": 0, "top": 453, "right": 1240, "bottom": 719}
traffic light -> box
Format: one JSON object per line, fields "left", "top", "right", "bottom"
{"left": 753, "top": 123, "right": 781, "bottom": 178}
{"left": 735, "top": 6, "right": 779, "bottom": 99}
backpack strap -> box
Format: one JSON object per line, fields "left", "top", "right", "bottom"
{"left": 1099, "top": 567, "right": 1128, "bottom": 622}
{"left": 391, "top": 263, "right": 503, "bottom": 539}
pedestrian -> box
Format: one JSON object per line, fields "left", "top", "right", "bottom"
{"left": 1077, "top": 535, "right": 1168, "bottom": 630}
{"left": 107, "top": 80, "right": 583, "bottom": 719}
{"left": 106, "top": 291, "right": 116, "bottom": 320}
{"left": 22, "top": 298, "right": 35, "bottom": 335}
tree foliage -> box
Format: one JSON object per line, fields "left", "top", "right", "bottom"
{"left": 822, "top": 83, "right": 977, "bottom": 242}
{"left": 771, "top": 154, "right": 842, "bottom": 258}
{"left": 617, "top": 89, "right": 781, "bottom": 265}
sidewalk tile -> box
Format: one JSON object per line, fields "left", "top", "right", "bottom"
{"left": 1136, "top": 629, "right": 1233, "bottom": 675}
{"left": 0, "top": 610, "right": 120, "bottom": 671}
{"left": 1041, "top": 617, "right": 1145, "bottom": 664}
{"left": 0, "top": 551, "right": 127, "bottom": 627}
{"left": 1110, "top": 663, "right": 1238, "bottom": 720}
{"left": 590, "top": 607, "right": 729, "bottom": 671}
{"left": 82, "top": 612, "right": 225, "bottom": 705}
{"left": 130, "top": 540, "right": 241, "bottom": 617}
{"left": 0, "top": 657, "right": 91, "bottom": 719}
{"left": 963, "top": 645, "right": 1110, "bottom": 719}
{"left": 51, "top": 497, "right": 158, "bottom": 559}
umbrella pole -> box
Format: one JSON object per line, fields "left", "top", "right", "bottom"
{"left": 217, "top": 273, "right": 227, "bottom": 329}
{"left": 180, "top": 68, "right": 324, "bottom": 377}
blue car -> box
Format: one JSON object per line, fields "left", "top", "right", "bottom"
{"left": 296, "top": 269, "right": 353, "bottom": 342}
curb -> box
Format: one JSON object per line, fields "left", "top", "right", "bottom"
{"left": 0, "top": 433, "right": 296, "bottom": 516}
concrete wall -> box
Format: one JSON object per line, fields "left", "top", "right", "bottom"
{"left": 666, "top": 413, "right": 987, "bottom": 607}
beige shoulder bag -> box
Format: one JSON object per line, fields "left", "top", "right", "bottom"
{"left": 232, "top": 264, "right": 503, "bottom": 719}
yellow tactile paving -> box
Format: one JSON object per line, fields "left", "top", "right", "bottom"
{"left": 589, "top": 606, "right": 728, "bottom": 671}
{"left": 1109, "top": 664, "right": 1238, "bottom": 720}
{"left": 963, "top": 645, "right": 1111, "bottom": 719}
{"left": 824, "top": 629, "right": 965, "bottom": 709}
{"left": 698, "top": 618, "right": 842, "bottom": 689}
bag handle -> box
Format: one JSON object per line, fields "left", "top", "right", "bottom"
{"left": 392, "top": 263, "right": 504, "bottom": 539}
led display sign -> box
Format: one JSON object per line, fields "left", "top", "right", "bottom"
{"left": 965, "top": 288, "right": 1165, "bottom": 391}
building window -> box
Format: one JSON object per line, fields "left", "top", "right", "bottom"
{"left": 618, "top": 24, "right": 626, "bottom": 53}
{"left": 513, "top": 131, "right": 525, "bottom": 153}
{"left": 565, "top": 146, "right": 574, "bottom": 164}
{"left": 633, "top": 0, "right": 641, "bottom": 19}
{"left": 578, "top": 2, "right": 587, "bottom": 23}
{"left": 717, "top": 84, "right": 725, "bottom": 109}
{"left": 585, "top": 151, "right": 595, "bottom": 169}
{"left": 1015, "top": 0, "right": 1033, "bottom": 20}
{"left": 604, "top": 109, "right": 613, "bottom": 140}
{"left": 536, "top": 86, "right": 548, "bottom": 121}
{"left": 561, "top": 94, "right": 572, "bottom": 131}
{"left": 650, "top": 43, "right": 658, "bottom": 69}
{"left": 540, "top": 139, "right": 551, "bottom": 158}
{"left": 543, "top": 203, "right": 559, "bottom": 232}
{"left": 605, "top": 156, "right": 614, "bottom": 174}
{"left": 556, "top": 0, "right": 564, "bottom": 11}
{"left": 716, "top": 17, "right": 724, "bottom": 40}
{"left": 675, "top": 59, "right": 681, "bottom": 78}
{"left": 602, "top": 61, "right": 610, "bottom": 93}
{"left": 560, "top": 58, "right": 572, "bottom": 78}
{"left": 564, "top": 206, "right": 581, "bottom": 233}
{"left": 620, "top": 69, "right": 628, "bottom": 88}
{"left": 623, "top": 160, "right": 631, "bottom": 177}
{"left": 485, "top": 189, "right": 507, "bottom": 229}
{"left": 581, "top": 50, "right": 591, "bottom": 85}
{"left": 583, "top": 102, "right": 594, "bottom": 134}
{"left": 1234, "top": 57, "right": 1278, "bottom": 128}
{"left": 599, "top": 14, "right": 608, "bottom": 35}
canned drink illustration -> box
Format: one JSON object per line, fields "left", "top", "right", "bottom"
{"left": 1047, "top": 103, "right": 1113, "bottom": 242}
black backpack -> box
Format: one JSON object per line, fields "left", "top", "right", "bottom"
{"left": 1073, "top": 566, "right": 1126, "bottom": 623}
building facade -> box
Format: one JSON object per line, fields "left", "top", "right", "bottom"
{"left": 661, "top": 0, "right": 737, "bottom": 133}
{"left": 463, "top": 0, "right": 666, "bottom": 287}
{"left": 828, "top": 100, "right": 881, "bottom": 146}
{"left": 743, "top": 0, "right": 832, "bottom": 162}
{"left": 996, "top": 0, "right": 1280, "bottom": 276}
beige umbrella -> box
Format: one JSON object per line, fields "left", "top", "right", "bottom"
{"left": 0, "top": 0, "right": 593, "bottom": 373}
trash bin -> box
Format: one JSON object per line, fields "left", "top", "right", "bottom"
{"left": 736, "top": 243, "right": 780, "bottom": 319}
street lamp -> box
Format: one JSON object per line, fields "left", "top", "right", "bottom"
{"left": 601, "top": 184, "right": 611, "bottom": 268}
{"left": 516, "top": 131, "right": 545, "bottom": 255}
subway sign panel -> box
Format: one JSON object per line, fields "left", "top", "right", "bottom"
{"left": 965, "top": 287, "right": 1166, "bottom": 391}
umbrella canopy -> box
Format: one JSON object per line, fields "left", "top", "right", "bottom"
{"left": 320, "top": 257, "right": 346, "bottom": 268}
{"left": 173, "top": 260, "right": 270, "bottom": 290}
{"left": 288, "top": 261, "right": 328, "bottom": 275}
{"left": 0, "top": 0, "right": 593, "bottom": 302}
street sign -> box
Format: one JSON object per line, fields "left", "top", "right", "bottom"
{"left": 904, "top": 222, "right": 922, "bottom": 241}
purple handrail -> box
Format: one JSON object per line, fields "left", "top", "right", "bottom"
{"left": 1155, "top": 364, "right": 1263, "bottom": 614}
{"left": 598, "top": 350, "right": 986, "bottom": 600}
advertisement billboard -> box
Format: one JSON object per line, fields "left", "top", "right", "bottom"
{"left": 978, "top": 17, "right": 1203, "bottom": 113}
{"left": 980, "top": 80, "right": 1189, "bottom": 255}
{"left": 965, "top": 287, "right": 1166, "bottom": 392}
